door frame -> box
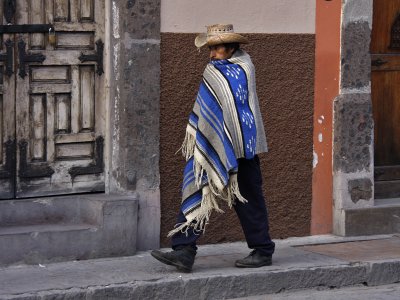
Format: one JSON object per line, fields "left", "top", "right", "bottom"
{"left": 329, "top": 0, "right": 399, "bottom": 236}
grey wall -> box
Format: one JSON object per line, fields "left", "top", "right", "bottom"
{"left": 333, "top": 0, "right": 374, "bottom": 235}
{"left": 109, "top": 0, "right": 161, "bottom": 250}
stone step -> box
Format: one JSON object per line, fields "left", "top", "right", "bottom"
{"left": 343, "top": 199, "right": 400, "bottom": 235}
{"left": 0, "top": 194, "right": 139, "bottom": 266}
{"left": 0, "top": 196, "right": 103, "bottom": 227}
{"left": 374, "top": 180, "right": 400, "bottom": 199}
{"left": 0, "top": 223, "right": 97, "bottom": 235}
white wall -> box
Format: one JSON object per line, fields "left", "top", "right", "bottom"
{"left": 161, "top": 0, "right": 316, "bottom": 34}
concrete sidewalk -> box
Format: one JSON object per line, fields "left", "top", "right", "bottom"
{"left": 1, "top": 234, "right": 400, "bottom": 300}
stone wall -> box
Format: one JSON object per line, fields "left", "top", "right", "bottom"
{"left": 108, "top": 0, "right": 161, "bottom": 250}
{"left": 332, "top": 0, "right": 374, "bottom": 235}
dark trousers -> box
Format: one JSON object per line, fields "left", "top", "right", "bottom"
{"left": 171, "top": 155, "right": 275, "bottom": 256}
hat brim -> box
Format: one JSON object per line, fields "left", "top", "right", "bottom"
{"left": 195, "top": 32, "right": 249, "bottom": 48}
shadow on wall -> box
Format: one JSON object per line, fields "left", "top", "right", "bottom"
{"left": 160, "top": 33, "right": 315, "bottom": 247}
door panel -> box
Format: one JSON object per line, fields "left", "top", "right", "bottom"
{"left": 0, "top": 0, "right": 105, "bottom": 199}
{"left": 372, "top": 0, "right": 400, "bottom": 198}
{"left": 371, "top": 0, "right": 400, "bottom": 54}
{"left": 372, "top": 70, "right": 400, "bottom": 166}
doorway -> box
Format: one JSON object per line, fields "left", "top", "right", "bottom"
{"left": 0, "top": 0, "right": 105, "bottom": 199}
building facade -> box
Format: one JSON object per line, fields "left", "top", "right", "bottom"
{"left": 0, "top": 0, "right": 398, "bottom": 265}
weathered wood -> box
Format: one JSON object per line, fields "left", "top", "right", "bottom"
{"left": 80, "top": 0, "right": 94, "bottom": 22}
{"left": 55, "top": 93, "right": 71, "bottom": 133}
{"left": 30, "top": 83, "right": 71, "bottom": 94}
{"left": 46, "top": 92, "right": 55, "bottom": 162}
{"left": 56, "top": 141, "right": 93, "bottom": 159}
{"left": 372, "top": 1, "right": 400, "bottom": 192}
{"left": 10, "top": 0, "right": 106, "bottom": 198}
{"left": 375, "top": 180, "right": 400, "bottom": 199}
{"left": 0, "top": 33, "right": 16, "bottom": 198}
{"left": 56, "top": 32, "right": 94, "bottom": 49}
{"left": 30, "top": 66, "right": 71, "bottom": 83}
{"left": 54, "top": 132, "right": 95, "bottom": 143}
{"left": 70, "top": 65, "right": 80, "bottom": 134}
{"left": 70, "top": 0, "right": 79, "bottom": 23}
{"left": 53, "top": 23, "right": 97, "bottom": 32}
{"left": 371, "top": 54, "right": 400, "bottom": 71}
{"left": 371, "top": 70, "right": 400, "bottom": 166}
{"left": 0, "top": 1, "right": 4, "bottom": 27}
{"left": 371, "top": 0, "right": 400, "bottom": 54}
{"left": 0, "top": 97, "right": 3, "bottom": 162}
{"left": 30, "top": 94, "right": 46, "bottom": 161}
{"left": 54, "top": 0, "right": 69, "bottom": 22}
{"left": 375, "top": 165, "right": 400, "bottom": 181}
{"left": 29, "top": 0, "right": 45, "bottom": 50}
{"left": 80, "top": 65, "right": 95, "bottom": 131}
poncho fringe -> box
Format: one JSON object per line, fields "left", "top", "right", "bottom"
{"left": 168, "top": 132, "right": 246, "bottom": 237}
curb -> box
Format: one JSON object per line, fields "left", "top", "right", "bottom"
{"left": 3, "top": 260, "right": 400, "bottom": 300}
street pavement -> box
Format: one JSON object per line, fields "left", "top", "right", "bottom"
{"left": 232, "top": 283, "right": 400, "bottom": 300}
{"left": 0, "top": 234, "right": 399, "bottom": 299}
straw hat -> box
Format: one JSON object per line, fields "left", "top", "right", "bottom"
{"left": 195, "top": 24, "right": 249, "bottom": 48}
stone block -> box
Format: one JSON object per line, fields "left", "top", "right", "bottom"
{"left": 345, "top": 205, "right": 400, "bottom": 235}
{"left": 348, "top": 178, "right": 373, "bottom": 203}
{"left": 118, "top": 0, "right": 160, "bottom": 40}
{"left": 333, "top": 93, "right": 373, "bottom": 173}
{"left": 367, "top": 261, "right": 400, "bottom": 286}
{"left": 342, "top": 0, "right": 373, "bottom": 27}
{"left": 341, "top": 21, "right": 371, "bottom": 89}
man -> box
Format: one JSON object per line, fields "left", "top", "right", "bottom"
{"left": 152, "top": 24, "right": 275, "bottom": 272}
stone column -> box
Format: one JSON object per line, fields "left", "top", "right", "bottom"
{"left": 332, "top": 0, "right": 374, "bottom": 235}
{"left": 108, "top": 0, "right": 161, "bottom": 250}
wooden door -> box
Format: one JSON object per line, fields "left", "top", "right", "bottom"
{"left": 0, "top": 0, "right": 105, "bottom": 199}
{"left": 372, "top": 0, "right": 400, "bottom": 198}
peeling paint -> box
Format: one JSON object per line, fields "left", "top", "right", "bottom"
{"left": 113, "top": 43, "right": 120, "bottom": 81}
{"left": 342, "top": 0, "right": 373, "bottom": 29}
{"left": 318, "top": 133, "right": 323, "bottom": 143}
{"left": 33, "top": 199, "right": 52, "bottom": 206}
{"left": 112, "top": 85, "right": 121, "bottom": 189}
{"left": 313, "top": 149, "right": 318, "bottom": 168}
{"left": 341, "top": 84, "right": 371, "bottom": 95}
{"left": 112, "top": 1, "right": 120, "bottom": 39}
{"left": 318, "top": 115, "right": 325, "bottom": 124}
{"left": 123, "top": 32, "right": 160, "bottom": 49}
{"left": 30, "top": 232, "right": 39, "bottom": 239}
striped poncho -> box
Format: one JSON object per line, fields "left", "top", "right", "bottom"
{"left": 168, "top": 49, "right": 268, "bottom": 236}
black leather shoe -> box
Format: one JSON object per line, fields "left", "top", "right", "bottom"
{"left": 235, "top": 250, "right": 272, "bottom": 268}
{"left": 151, "top": 246, "right": 196, "bottom": 272}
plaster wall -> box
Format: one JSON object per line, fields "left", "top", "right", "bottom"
{"left": 159, "top": 0, "right": 315, "bottom": 246}
{"left": 160, "top": 34, "right": 315, "bottom": 246}
{"left": 161, "top": 0, "right": 316, "bottom": 34}
{"left": 312, "top": 0, "right": 341, "bottom": 235}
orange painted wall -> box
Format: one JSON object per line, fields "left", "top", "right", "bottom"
{"left": 311, "top": 0, "right": 341, "bottom": 234}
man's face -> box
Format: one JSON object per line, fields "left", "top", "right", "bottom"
{"left": 209, "top": 45, "right": 235, "bottom": 60}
